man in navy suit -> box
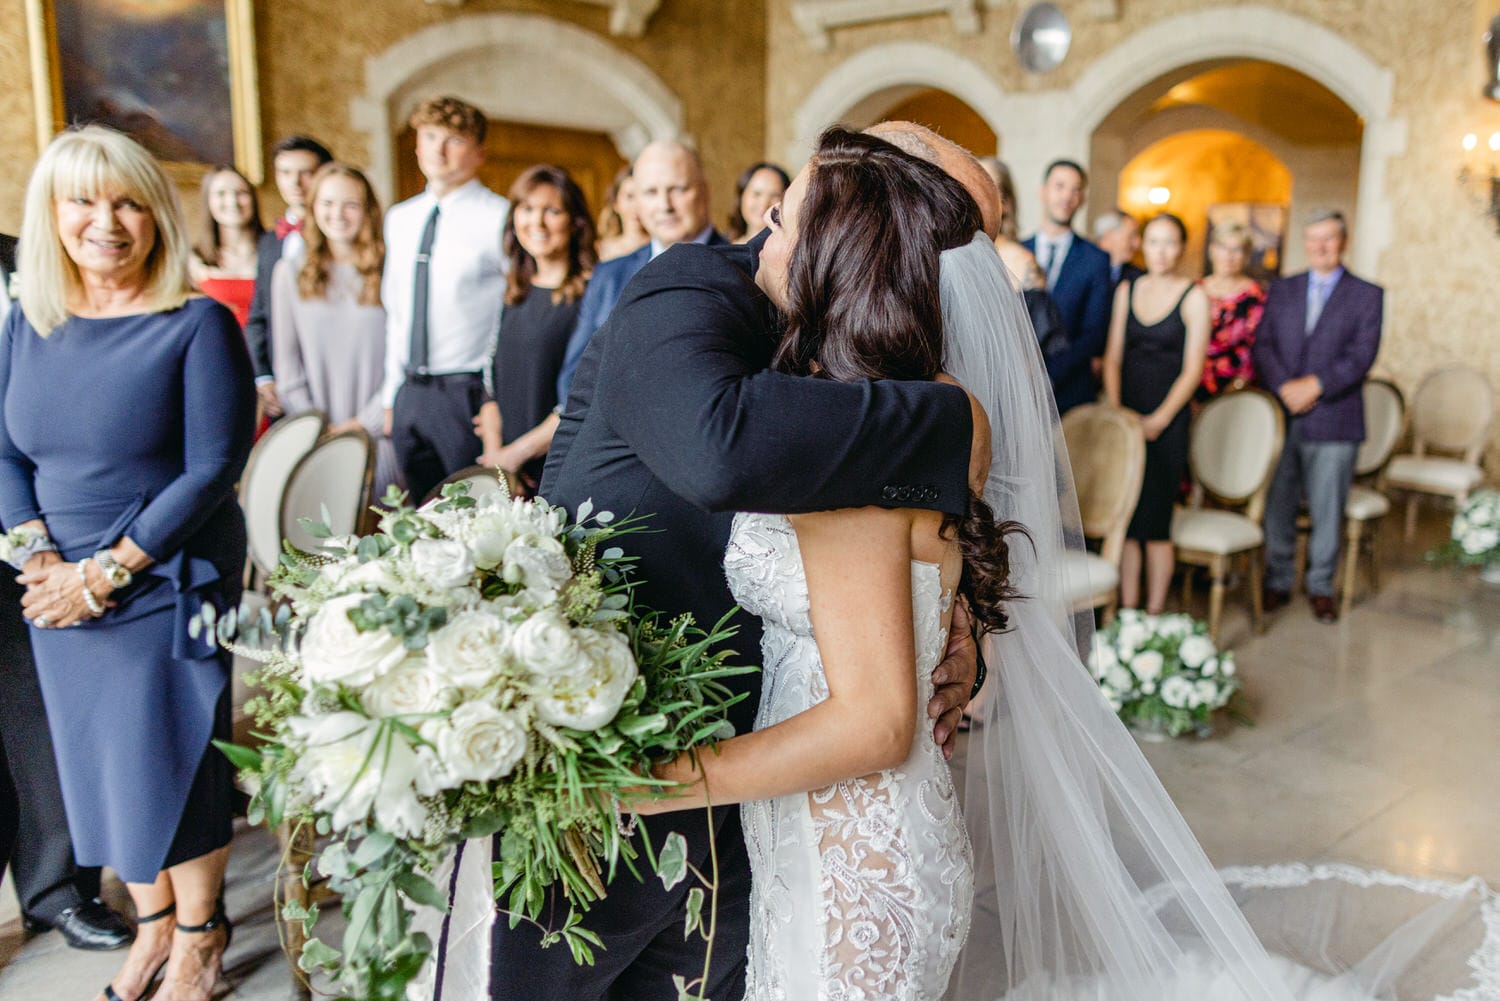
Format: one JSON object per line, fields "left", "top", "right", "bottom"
{"left": 554, "top": 141, "right": 726, "bottom": 402}
{"left": 1253, "top": 210, "right": 1383, "bottom": 623}
{"left": 1023, "top": 160, "right": 1112, "bottom": 413}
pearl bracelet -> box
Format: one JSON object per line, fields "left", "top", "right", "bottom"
{"left": 76, "top": 560, "right": 105, "bottom": 616}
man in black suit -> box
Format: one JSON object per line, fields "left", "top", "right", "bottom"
{"left": 490, "top": 133, "right": 987, "bottom": 1001}
{"left": 1023, "top": 160, "right": 1113, "bottom": 413}
{"left": 0, "top": 254, "right": 132, "bottom": 947}
{"left": 243, "top": 135, "right": 333, "bottom": 419}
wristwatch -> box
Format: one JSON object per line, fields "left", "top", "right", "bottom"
{"left": 92, "top": 549, "right": 133, "bottom": 589}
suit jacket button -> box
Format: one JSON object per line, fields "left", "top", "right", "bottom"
{"left": 882, "top": 485, "right": 898, "bottom": 501}
{"left": 899, "top": 487, "right": 913, "bottom": 502}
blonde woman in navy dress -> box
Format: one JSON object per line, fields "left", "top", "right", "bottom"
{"left": 0, "top": 127, "right": 254, "bottom": 1001}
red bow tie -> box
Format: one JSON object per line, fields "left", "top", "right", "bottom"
{"left": 275, "top": 217, "right": 302, "bottom": 241}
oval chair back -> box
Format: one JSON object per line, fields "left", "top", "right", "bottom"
{"left": 1408, "top": 366, "right": 1495, "bottom": 463}
{"left": 423, "top": 465, "right": 520, "bottom": 507}
{"left": 1061, "top": 404, "right": 1146, "bottom": 565}
{"left": 280, "top": 429, "right": 375, "bottom": 556}
{"left": 1188, "top": 388, "right": 1286, "bottom": 522}
{"left": 238, "top": 410, "right": 326, "bottom": 580}
{"left": 1356, "top": 379, "right": 1405, "bottom": 477}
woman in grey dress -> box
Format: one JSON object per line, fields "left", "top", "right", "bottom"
{"left": 270, "top": 163, "right": 398, "bottom": 495}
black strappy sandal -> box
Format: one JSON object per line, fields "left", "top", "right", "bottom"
{"left": 175, "top": 897, "right": 233, "bottom": 952}
{"left": 102, "top": 902, "right": 175, "bottom": 1001}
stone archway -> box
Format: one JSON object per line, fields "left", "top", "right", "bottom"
{"left": 349, "top": 13, "right": 684, "bottom": 205}
{"left": 786, "top": 41, "right": 1010, "bottom": 167}
{"left": 1063, "top": 5, "right": 1406, "bottom": 277}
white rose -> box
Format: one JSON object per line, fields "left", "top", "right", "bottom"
{"left": 437, "top": 702, "right": 527, "bottom": 783}
{"left": 1160, "top": 675, "right": 1195, "bottom": 709}
{"left": 361, "top": 657, "right": 453, "bottom": 718}
{"left": 1178, "top": 635, "right": 1217, "bottom": 670}
{"left": 1194, "top": 679, "right": 1220, "bottom": 708}
{"left": 1104, "top": 665, "right": 1135, "bottom": 697}
{"left": 342, "top": 558, "right": 400, "bottom": 591}
{"left": 427, "top": 610, "right": 513, "bottom": 691}
{"left": 467, "top": 511, "right": 520, "bottom": 570}
{"left": 1462, "top": 527, "right": 1499, "bottom": 556}
{"left": 289, "top": 712, "right": 381, "bottom": 831}
{"left": 1219, "top": 653, "right": 1236, "bottom": 677}
{"left": 1116, "top": 621, "right": 1150, "bottom": 658}
{"left": 1158, "top": 615, "right": 1194, "bottom": 639}
{"left": 1103, "top": 690, "right": 1124, "bottom": 712}
{"left": 300, "top": 594, "right": 409, "bottom": 688}
{"left": 532, "top": 629, "right": 639, "bottom": 731}
{"left": 1087, "top": 637, "right": 1119, "bottom": 680}
{"left": 1129, "top": 650, "right": 1165, "bottom": 684}
{"left": 409, "top": 538, "right": 476, "bottom": 589}
{"left": 501, "top": 534, "right": 573, "bottom": 594}
{"left": 511, "top": 608, "right": 585, "bottom": 677}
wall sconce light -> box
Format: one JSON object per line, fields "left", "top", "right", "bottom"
{"left": 1147, "top": 186, "right": 1171, "bottom": 206}
{"left": 1458, "top": 132, "right": 1500, "bottom": 233}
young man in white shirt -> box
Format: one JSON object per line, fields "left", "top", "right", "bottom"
{"left": 381, "top": 96, "right": 509, "bottom": 502}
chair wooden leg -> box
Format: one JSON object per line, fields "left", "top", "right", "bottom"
{"left": 1249, "top": 548, "right": 1265, "bottom": 635}
{"left": 1341, "top": 520, "right": 1362, "bottom": 619}
{"left": 1367, "top": 519, "right": 1383, "bottom": 594}
{"left": 280, "top": 821, "right": 315, "bottom": 999}
{"left": 1207, "top": 556, "right": 1226, "bottom": 646}
{"left": 1100, "top": 597, "right": 1118, "bottom": 629}
{"left": 1404, "top": 495, "right": 1419, "bottom": 542}
{"left": 1180, "top": 566, "right": 1193, "bottom": 610}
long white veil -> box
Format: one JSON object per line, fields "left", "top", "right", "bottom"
{"left": 937, "top": 233, "right": 1483, "bottom": 1001}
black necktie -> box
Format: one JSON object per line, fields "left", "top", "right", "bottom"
{"left": 409, "top": 204, "right": 440, "bottom": 374}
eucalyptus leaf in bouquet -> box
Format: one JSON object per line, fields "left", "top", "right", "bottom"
{"left": 1088, "top": 610, "right": 1243, "bottom": 738}
{"left": 203, "top": 477, "right": 754, "bottom": 1000}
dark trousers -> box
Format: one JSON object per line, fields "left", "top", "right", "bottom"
{"left": 391, "top": 373, "right": 487, "bottom": 504}
{"left": 0, "top": 576, "right": 99, "bottom": 921}
{"left": 487, "top": 807, "right": 752, "bottom": 1001}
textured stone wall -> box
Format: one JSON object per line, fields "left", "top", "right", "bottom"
{"left": 0, "top": 0, "right": 767, "bottom": 233}
{"left": 767, "top": 0, "right": 1500, "bottom": 469}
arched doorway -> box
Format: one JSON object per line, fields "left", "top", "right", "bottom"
{"left": 1117, "top": 129, "right": 1293, "bottom": 278}
{"left": 786, "top": 41, "right": 1009, "bottom": 166}
{"left": 1096, "top": 60, "right": 1355, "bottom": 277}
{"left": 350, "top": 12, "right": 684, "bottom": 209}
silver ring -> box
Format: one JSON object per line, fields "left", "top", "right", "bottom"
{"left": 36, "top": 615, "right": 50, "bottom": 628}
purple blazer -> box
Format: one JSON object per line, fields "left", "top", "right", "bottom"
{"left": 1251, "top": 268, "right": 1383, "bottom": 442}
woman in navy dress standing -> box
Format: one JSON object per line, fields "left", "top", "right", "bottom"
{"left": 0, "top": 126, "right": 254, "bottom": 1001}
{"left": 1102, "top": 213, "right": 1209, "bottom": 614}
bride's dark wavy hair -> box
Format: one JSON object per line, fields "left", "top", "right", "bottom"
{"left": 773, "top": 126, "right": 1023, "bottom": 634}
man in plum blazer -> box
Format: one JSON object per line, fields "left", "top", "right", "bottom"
{"left": 1252, "top": 210, "right": 1383, "bottom": 623}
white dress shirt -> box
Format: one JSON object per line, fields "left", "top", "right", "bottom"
{"left": 1034, "top": 230, "right": 1074, "bottom": 291}
{"left": 381, "top": 178, "right": 510, "bottom": 407}
{"left": 648, "top": 224, "right": 716, "bottom": 260}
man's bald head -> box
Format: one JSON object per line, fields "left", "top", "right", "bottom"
{"left": 632, "top": 140, "right": 711, "bottom": 246}
{"left": 865, "top": 121, "right": 1000, "bottom": 239}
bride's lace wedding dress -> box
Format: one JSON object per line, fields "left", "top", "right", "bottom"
{"left": 725, "top": 512, "right": 974, "bottom": 1001}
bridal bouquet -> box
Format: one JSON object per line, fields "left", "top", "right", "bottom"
{"left": 203, "top": 481, "right": 749, "bottom": 1000}
{"left": 1088, "top": 611, "right": 1240, "bottom": 738}
{"left": 1429, "top": 489, "right": 1500, "bottom": 570}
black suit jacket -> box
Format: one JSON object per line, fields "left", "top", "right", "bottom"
{"left": 1023, "top": 233, "right": 1112, "bottom": 412}
{"left": 242, "top": 229, "right": 283, "bottom": 380}
{"left": 0, "top": 234, "right": 15, "bottom": 280}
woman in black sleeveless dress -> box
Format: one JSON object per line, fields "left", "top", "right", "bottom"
{"left": 1102, "top": 214, "right": 1210, "bottom": 614}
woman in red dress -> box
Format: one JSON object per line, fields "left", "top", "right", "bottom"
{"left": 1196, "top": 221, "right": 1265, "bottom": 401}
{"left": 189, "top": 166, "right": 263, "bottom": 329}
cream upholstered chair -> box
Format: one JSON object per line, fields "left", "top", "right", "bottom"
{"left": 423, "top": 463, "right": 520, "bottom": 506}
{"left": 1060, "top": 404, "right": 1146, "bottom": 624}
{"left": 238, "top": 410, "right": 326, "bottom": 584}
{"left": 1337, "top": 379, "right": 1405, "bottom": 614}
{"left": 1172, "top": 388, "right": 1285, "bottom": 644}
{"left": 1384, "top": 366, "right": 1495, "bottom": 540}
{"left": 280, "top": 428, "right": 376, "bottom": 551}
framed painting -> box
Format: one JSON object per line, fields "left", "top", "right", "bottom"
{"left": 1203, "top": 202, "right": 1287, "bottom": 285}
{"left": 25, "top": 0, "right": 262, "bottom": 183}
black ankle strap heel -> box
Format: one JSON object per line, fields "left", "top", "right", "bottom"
{"left": 175, "top": 898, "right": 233, "bottom": 952}
{"left": 102, "top": 904, "right": 174, "bottom": 1001}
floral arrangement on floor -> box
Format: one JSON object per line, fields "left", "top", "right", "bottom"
{"left": 200, "top": 480, "right": 751, "bottom": 1000}
{"left": 1428, "top": 489, "right": 1500, "bottom": 572}
{"left": 1087, "top": 610, "right": 1241, "bottom": 738}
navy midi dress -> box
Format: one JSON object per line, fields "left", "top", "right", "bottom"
{"left": 0, "top": 296, "right": 255, "bottom": 884}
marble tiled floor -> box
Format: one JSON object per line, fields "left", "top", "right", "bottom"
{"left": 2, "top": 508, "right": 1496, "bottom": 999}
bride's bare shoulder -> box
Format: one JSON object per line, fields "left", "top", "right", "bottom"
{"left": 935, "top": 373, "right": 991, "bottom": 494}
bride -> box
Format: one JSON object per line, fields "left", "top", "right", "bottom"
{"left": 628, "top": 128, "right": 1476, "bottom": 1001}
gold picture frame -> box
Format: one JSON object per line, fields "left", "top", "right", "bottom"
{"left": 25, "top": 0, "right": 263, "bottom": 184}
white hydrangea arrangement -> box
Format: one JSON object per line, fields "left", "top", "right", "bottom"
{"left": 202, "top": 480, "right": 749, "bottom": 1000}
{"left": 1430, "top": 489, "right": 1500, "bottom": 570}
{"left": 1088, "top": 610, "right": 1241, "bottom": 738}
